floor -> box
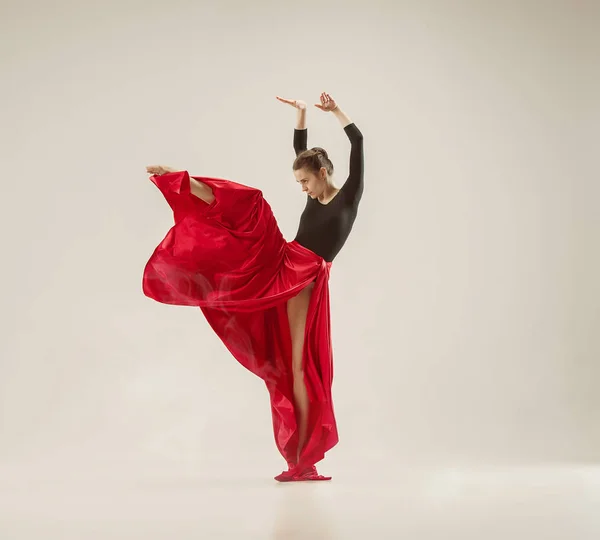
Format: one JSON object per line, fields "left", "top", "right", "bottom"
{"left": 1, "top": 459, "right": 599, "bottom": 539}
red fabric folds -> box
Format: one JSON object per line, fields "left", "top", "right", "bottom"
{"left": 142, "top": 171, "right": 338, "bottom": 471}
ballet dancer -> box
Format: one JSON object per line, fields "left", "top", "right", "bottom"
{"left": 143, "top": 92, "right": 364, "bottom": 481}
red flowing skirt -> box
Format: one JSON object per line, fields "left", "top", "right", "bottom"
{"left": 142, "top": 171, "right": 338, "bottom": 470}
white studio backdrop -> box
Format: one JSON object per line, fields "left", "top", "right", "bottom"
{"left": 0, "top": 0, "right": 598, "bottom": 484}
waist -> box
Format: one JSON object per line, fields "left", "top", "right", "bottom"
{"left": 288, "top": 240, "right": 332, "bottom": 268}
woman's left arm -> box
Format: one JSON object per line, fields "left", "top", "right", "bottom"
{"left": 339, "top": 119, "right": 364, "bottom": 206}
{"left": 316, "top": 93, "right": 364, "bottom": 205}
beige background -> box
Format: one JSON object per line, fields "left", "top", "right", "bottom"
{"left": 1, "top": 0, "right": 599, "bottom": 536}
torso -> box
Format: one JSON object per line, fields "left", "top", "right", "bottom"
{"left": 293, "top": 188, "right": 359, "bottom": 262}
{"left": 292, "top": 122, "right": 364, "bottom": 262}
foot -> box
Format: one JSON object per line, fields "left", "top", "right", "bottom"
{"left": 293, "top": 466, "right": 332, "bottom": 482}
{"left": 274, "top": 469, "right": 295, "bottom": 482}
{"left": 274, "top": 463, "right": 297, "bottom": 482}
{"left": 146, "top": 165, "right": 176, "bottom": 176}
{"left": 274, "top": 465, "right": 331, "bottom": 482}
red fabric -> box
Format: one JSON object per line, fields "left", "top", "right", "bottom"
{"left": 142, "top": 171, "right": 338, "bottom": 471}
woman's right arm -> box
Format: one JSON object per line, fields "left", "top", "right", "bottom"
{"left": 295, "top": 105, "right": 306, "bottom": 130}
{"left": 277, "top": 96, "right": 308, "bottom": 156}
{"left": 293, "top": 103, "right": 307, "bottom": 156}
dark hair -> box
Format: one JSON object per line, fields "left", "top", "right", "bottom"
{"left": 293, "top": 147, "right": 334, "bottom": 176}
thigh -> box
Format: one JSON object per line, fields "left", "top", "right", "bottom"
{"left": 287, "top": 283, "right": 315, "bottom": 366}
{"left": 287, "top": 283, "right": 314, "bottom": 324}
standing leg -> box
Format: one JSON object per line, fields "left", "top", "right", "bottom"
{"left": 286, "top": 282, "right": 314, "bottom": 462}
{"left": 276, "top": 281, "right": 331, "bottom": 482}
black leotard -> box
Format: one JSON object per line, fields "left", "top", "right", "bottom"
{"left": 293, "top": 123, "right": 364, "bottom": 262}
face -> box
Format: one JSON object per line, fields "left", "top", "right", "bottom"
{"left": 294, "top": 167, "right": 327, "bottom": 199}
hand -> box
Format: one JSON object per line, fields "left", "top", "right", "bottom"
{"left": 146, "top": 165, "right": 171, "bottom": 176}
{"left": 314, "top": 92, "right": 338, "bottom": 112}
{"left": 276, "top": 96, "right": 307, "bottom": 110}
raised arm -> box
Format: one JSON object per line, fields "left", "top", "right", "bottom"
{"left": 294, "top": 119, "right": 307, "bottom": 157}
{"left": 277, "top": 96, "right": 308, "bottom": 156}
{"left": 339, "top": 121, "right": 364, "bottom": 205}
{"left": 315, "top": 93, "right": 364, "bottom": 206}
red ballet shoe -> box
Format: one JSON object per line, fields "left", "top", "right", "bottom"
{"left": 292, "top": 465, "right": 332, "bottom": 481}
{"left": 274, "top": 470, "right": 295, "bottom": 482}
{"left": 274, "top": 463, "right": 297, "bottom": 482}
{"left": 274, "top": 465, "right": 331, "bottom": 482}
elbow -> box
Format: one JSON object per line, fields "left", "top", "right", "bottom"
{"left": 349, "top": 123, "right": 363, "bottom": 141}
{"left": 352, "top": 135, "right": 364, "bottom": 151}
{"left": 350, "top": 132, "right": 364, "bottom": 147}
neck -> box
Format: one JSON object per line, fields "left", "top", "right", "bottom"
{"left": 319, "top": 181, "right": 338, "bottom": 202}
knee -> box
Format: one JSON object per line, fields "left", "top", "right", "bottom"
{"left": 293, "top": 364, "right": 304, "bottom": 381}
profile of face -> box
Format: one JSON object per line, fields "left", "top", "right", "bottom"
{"left": 294, "top": 167, "right": 328, "bottom": 199}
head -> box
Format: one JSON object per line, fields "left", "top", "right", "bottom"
{"left": 292, "top": 147, "right": 334, "bottom": 199}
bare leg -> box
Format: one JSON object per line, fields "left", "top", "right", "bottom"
{"left": 286, "top": 282, "right": 315, "bottom": 463}
{"left": 146, "top": 165, "right": 215, "bottom": 204}
{"left": 275, "top": 286, "right": 332, "bottom": 482}
{"left": 190, "top": 177, "right": 215, "bottom": 204}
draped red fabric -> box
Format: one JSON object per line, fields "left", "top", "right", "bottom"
{"left": 142, "top": 171, "right": 338, "bottom": 472}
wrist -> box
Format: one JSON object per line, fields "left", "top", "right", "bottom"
{"left": 296, "top": 108, "right": 306, "bottom": 127}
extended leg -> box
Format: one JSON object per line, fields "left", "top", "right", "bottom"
{"left": 146, "top": 165, "right": 215, "bottom": 204}
{"left": 190, "top": 177, "right": 215, "bottom": 204}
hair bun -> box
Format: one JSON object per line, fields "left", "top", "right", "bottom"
{"left": 312, "top": 147, "right": 328, "bottom": 159}
{"left": 293, "top": 146, "right": 335, "bottom": 176}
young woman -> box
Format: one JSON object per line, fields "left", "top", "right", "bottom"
{"left": 143, "top": 92, "right": 364, "bottom": 482}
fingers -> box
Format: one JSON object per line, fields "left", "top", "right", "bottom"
{"left": 279, "top": 93, "right": 334, "bottom": 111}
{"left": 276, "top": 96, "right": 294, "bottom": 106}
{"left": 277, "top": 96, "right": 308, "bottom": 110}
{"left": 315, "top": 92, "right": 335, "bottom": 111}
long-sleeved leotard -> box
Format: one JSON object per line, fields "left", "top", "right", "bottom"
{"left": 293, "top": 123, "right": 364, "bottom": 262}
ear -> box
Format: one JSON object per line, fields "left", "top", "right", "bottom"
{"left": 321, "top": 166, "right": 328, "bottom": 179}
